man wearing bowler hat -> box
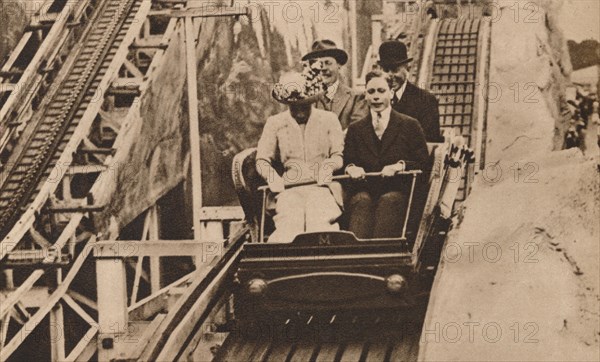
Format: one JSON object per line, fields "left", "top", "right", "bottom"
{"left": 378, "top": 40, "right": 442, "bottom": 143}
{"left": 302, "top": 39, "right": 368, "bottom": 130}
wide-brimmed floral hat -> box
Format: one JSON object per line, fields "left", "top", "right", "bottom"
{"left": 272, "top": 64, "right": 327, "bottom": 105}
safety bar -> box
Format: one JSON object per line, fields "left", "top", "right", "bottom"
{"left": 258, "top": 170, "right": 423, "bottom": 243}
{"left": 257, "top": 170, "right": 423, "bottom": 192}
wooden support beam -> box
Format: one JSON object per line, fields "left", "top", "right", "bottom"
{"left": 0, "top": 70, "right": 24, "bottom": 77}
{"left": 148, "top": 206, "right": 161, "bottom": 293}
{"left": 64, "top": 326, "right": 97, "bottom": 362}
{"left": 122, "top": 59, "right": 145, "bottom": 78}
{"left": 79, "top": 146, "right": 116, "bottom": 155}
{"left": 18, "top": 287, "right": 51, "bottom": 308}
{"left": 28, "top": 227, "right": 52, "bottom": 248}
{"left": 185, "top": 16, "right": 203, "bottom": 242}
{"left": 106, "top": 87, "right": 141, "bottom": 97}
{"left": 45, "top": 205, "right": 105, "bottom": 213}
{"left": 96, "top": 258, "right": 128, "bottom": 361}
{"left": 154, "top": 0, "right": 187, "bottom": 4}
{"left": 150, "top": 6, "right": 250, "bottom": 18}
{"left": 65, "top": 164, "right": 108, "bottom": 174}
{"left": 199, "top": 206, "right": 244, "bottom": 221}
{"left": 130, "top": 42, "right": 169, "bottom": 50}
{"left": 128, "top": 272, "right": 195, "bottom": 321}
{"left": 126, "top": 314, "right": 167, "bottom": 360}
{"left": 26, "top": 21, "right": 81, "bottom": 32}
{"left": 0, "top": 84, "right": 17, "bottom": 93}
{"left": 62, "top": 295, "right": 96, "bottom": 326}
{"left": 4, "top": 249, "right": 69, "bottom": 266}
{"left": 93, "top": 240, "right": 225, "bottom": 258}
{"left": 49, "top": 302, "right": 66, "bottom": 361}
{"left": 67, "top": 290, "right": 97, "bottom": 311}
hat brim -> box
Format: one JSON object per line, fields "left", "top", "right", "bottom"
{"left": 377, "top": 57, "right": 413, "bottom": 68}
{"left": 272, "top": 90, "right": 322, "bottom": 105}
{"left": 302, "top": 48, "right": 348, "bottom": 65}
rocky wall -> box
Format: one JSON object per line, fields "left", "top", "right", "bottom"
{"left": 0, "top": 0, "right": 28, "bottom": 66}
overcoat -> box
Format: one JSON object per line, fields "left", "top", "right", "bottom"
{"left": 393, "top": 82, "right": 443, "bottom": 143}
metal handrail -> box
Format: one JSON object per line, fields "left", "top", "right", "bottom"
{"left": 257, "top": 170, "right": 423, "bottom": 192}
{"left": 258, "top": 170, "right": 423, "bottom": 243}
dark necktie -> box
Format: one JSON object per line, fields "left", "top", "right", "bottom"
{"left": 374, "top": 111, "right": 384, "bottom": 140}
{"left": 392, "top": 92, "right": 399, "bottom": 106}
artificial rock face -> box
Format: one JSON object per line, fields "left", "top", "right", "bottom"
{"left": 0, "top": 1, "right": 29, "bottom": 64}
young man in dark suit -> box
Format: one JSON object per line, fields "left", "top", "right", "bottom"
{"left": 378, "top": 40, "right": 443, "bottom": 143}
{"left": 344, "top": 70, "right": 429, "bottom": 239}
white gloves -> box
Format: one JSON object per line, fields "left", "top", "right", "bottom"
{"left": 267, "top": 174, "right": 285, "bottom": 193}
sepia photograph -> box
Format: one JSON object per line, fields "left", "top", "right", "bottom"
{"left": 0, "top": 0, "right": 598, "bottom": 361}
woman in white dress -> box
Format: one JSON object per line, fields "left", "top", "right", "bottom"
{"left": 255, "top": 72, "right": 344, "bottom": 243}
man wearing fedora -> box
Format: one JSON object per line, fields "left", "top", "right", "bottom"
{"left": 256, "top": 72, "right": 345, "bottom": 243}
{"left": 378, "top": 40, "right": 443, "bottom": 143}
{"left": 302, "top": 39, "right": 368, "bottom": 130}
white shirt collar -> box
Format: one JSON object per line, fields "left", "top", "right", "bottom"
{"left": 395, "top": 81, "right": 408, "bottom": 101}
{"left": 326, "top": 80, "right": 339, "bottom": 100}
{"left": 371, "top": 106, "right": 392, "bottom": 131}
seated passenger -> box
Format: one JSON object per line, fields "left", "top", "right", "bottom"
{"left": 256, "top": 72, "right": 345, "bottom": 243}
{"left": 344, "top": 70, "right": 429, "bottom": 239}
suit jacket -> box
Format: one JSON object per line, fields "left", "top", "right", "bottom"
{"left": 316, "top": 83, "right": 368, "bottom": 129}
{"left": 256, "top": 107, "right": 345, "bottom": 206}
{"left": 343, "top": 109, "right": 429, "bottom": 195}
{"left": 393, "top": 82, "right": 443, "bottom": 143}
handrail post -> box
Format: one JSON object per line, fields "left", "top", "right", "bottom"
{"left": 401, "top": 172, "right": 419, "bottom": 240}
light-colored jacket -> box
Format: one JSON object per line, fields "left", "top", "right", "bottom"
{"left": 316, "top": 83, "right": 368, "bottom": 130}
{"left": 256, "top": 107, "right": 345, "bottom": 206}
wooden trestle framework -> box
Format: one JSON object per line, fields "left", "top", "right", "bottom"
{"left": 0, "top": 0, "right": 248, "bottom": 360}
{"left": 0, "top": 1, "right": 491, "bottom": 360}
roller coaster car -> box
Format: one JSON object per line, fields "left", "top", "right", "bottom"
{"left": 231, "top": 136, "right": 469, "bottom": 321}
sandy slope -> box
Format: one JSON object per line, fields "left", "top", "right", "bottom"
{"left": 420, "top": 1, "right": 599, "bottom": 361}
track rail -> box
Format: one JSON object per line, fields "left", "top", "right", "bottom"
{"left": 420, "top": 17, "right": 491, "bottom": 200}
{"left": 0, "top": 0, "right": 142, "bottom": 240}
{"left": 0, "top": 0, "right": 97, "bottom": 154}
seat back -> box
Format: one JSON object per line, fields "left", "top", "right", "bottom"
{"left": 412, "top": 142, "right": 447, "bottom": 253}
{"left": 232, "top": 148, "right": 283, "bottom": 240}
{"left": 232, "top": 148, "right": 262, "bottom": 223}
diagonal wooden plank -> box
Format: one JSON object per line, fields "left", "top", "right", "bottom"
{"left": 213, "top": 335, "right": 247, "bottom": 362}
{"left": 364, "top": 340, "right": 390, "bottom": 362}
{"left": 248, "top": 338, "right": 272, "bottom": 362}
{"left": 266, "top": 339, "right": 295, "bottom": 362}
{"left": 389, "top": 332, "right": 420, "bottom": 362}
{"left": 315, "top": 342, "right": 342, "bottom": 362}
{"left": 339, "top": 341, "right": 367, "bottom": 362}
{"left": 289, "top": 340, "right": 318, "bottom": 362}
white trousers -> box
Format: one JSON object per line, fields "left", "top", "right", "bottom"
{"left": 268, "top": 185, "right": 342, "bottom": 243}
